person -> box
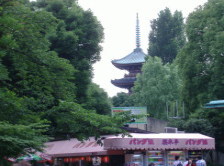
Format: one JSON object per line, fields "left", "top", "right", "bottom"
{"left": 183, "top": 158, "right": 189, "bottom": 166}
{"left": 196, "top": 156, "right": 206, "bottom": 166}
{"left": 173, "top": 156, "right": 183, "bottom": 166}
{"left": 187, "top": 159, "right": 196, "bottom": 166}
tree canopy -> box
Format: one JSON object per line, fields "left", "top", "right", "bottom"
{"left": 148, "top": 8, "right": 185, "bottom": 64}
{"left": 0, "top": 0, "right": 131, "bottom": 158}
{"left": 31, "top": 0, "right": 104, "bottom": 103}
{"left": 172, "top": 0, "right": 224, "bottom": 154}
{"left": 85, "top": 83, "right": 112, "bottom": 115}
{"left": 132, "top": 56, "right": 180, "bottom": 119}
{"left": 177, "top": 0, "right": 224, "bottom": 113}
{"left": 111, "top": 92, "right": 134, "bottom": 107}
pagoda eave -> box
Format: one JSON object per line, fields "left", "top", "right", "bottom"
{"left": 111, "top": 14, "right": 147, "bottom": 93}
{"left": 112, "top": 62, "right": 143, "bottom": 70}
{"left": 111, "top": 83, "right": 134, "bottom": 89}
{"left": 111, "top": 77, "right": 136, "bottom": 89}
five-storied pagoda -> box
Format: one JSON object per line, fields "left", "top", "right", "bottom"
{"left": 111, "top": 14, "right": 147, "bottom": 93}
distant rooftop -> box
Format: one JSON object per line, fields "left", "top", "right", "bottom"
{"left": 112, "top": 48, "right": 146, "bottom": 65}
{"left": 204, "top": 100, "right": 224, "bottom": 109}
{"left": 111, "top": 77, "right": 136, "bottom": 89}
{"left": 111, "top": 13, "right": 147, "bottom": 66}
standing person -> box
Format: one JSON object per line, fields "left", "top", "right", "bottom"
{"left": 187, "top": 159, "right": 196, "bottom": 166}
{"left": 196, "top": 156, "right": 206, "bottom": 166}
{"left": 183, "top": 158, "right": 189, "bottom": 166}
{"left": 173, "top": 156, "right": 183, "bottom": 166}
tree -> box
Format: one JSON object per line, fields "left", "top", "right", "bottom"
{"left": 177, "top": 0, "right": 224, "bottom": 112}
{"left": 176, "top": 0, "right": 224, "bottom": 155}
{"left": 202, "top": 108, "right": 224, "bottom": 152}
{"left": 0, "top": 0, "right": 59, "bottom": 158}
{"left": 0, "top": 0, "right": 128, "bottom": 158}
{"left": 148, "top": 8, "right": 185, "bottom": 64}
{"left": 0, "top": 0, "right": 78, "bottom": 113}
{"left": 32, "top": 0, "right": 104, "bottom": 103}
{"left": 85, "top": 83, "right": 111, "bottom": 115}
{"left": 132, "top": 56, "right": 180, "bottom": 119}
{"left": 111, "top": 92, "right": 134, "bottom": 107}
{"left": 0, "top": 122, "right": 49, "bottom": 158}
{"left": 44, "top": 101, "right": 133, "bottom": 140}
{"left": 168, "top": 118, "right": 214, "bottom": 137}
{"left": 0, "top": 82, "right": 49, "bottom": 159}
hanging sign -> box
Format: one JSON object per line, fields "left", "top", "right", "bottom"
{"left": 112, "top": 107, "right": 147, "bottom": 124}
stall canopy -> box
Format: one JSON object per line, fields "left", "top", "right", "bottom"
{"left": 104, "top": 133, "right": 215, "bottom": 150}
{"left": 42, "top": 136, "right": 122, "bottom": 158}
{"left": 41, "top": 133, "right": 214, "bottom": 158}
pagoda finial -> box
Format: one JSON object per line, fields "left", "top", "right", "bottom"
{"left": 136, "top": 13, "right": 141, "bottom": 48}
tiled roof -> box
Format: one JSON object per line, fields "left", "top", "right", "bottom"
{"left": 111, "top": 77, "right": 136, "bottom": 85}
{"left": 112, "top": 48, "right": 147, "bottom": 65}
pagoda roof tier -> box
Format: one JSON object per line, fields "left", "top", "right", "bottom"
{"left": 111, "top": 77, "right": 136, "bottom": 89}
{"left": 112, "top": 48, "right": 147, "bottom": 69}
{"left": 112, "top": 61, "right": 143, "bottom": 71}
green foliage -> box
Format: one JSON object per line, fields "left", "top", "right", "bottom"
{"left": 174, "top": 0, "right": 224, "bottom": 156}
{"left": 0, "top": 88, "right": 25, "bottom": 124}
{"left": 33, "top": 0, "right": 104, "bottom": 102}
{"left": 0, "top": 87, "right": 50, "bottom": 158}
{"left": 0, "top": 121, "right": 49, "bottom": 158}
{"left": 169, "top": 118, "right": 213, "bottom": 136}
{"left": 132, "top": 56, "right": 180, "bottom": 119}
{"left": 148, "top": 8, "right": 185, "bottom": 64}
{"left": 111, "top": 92, "right": 134, "bottom": 107}
{"left": 199, "top": 108, "right": 224, "bottom": 152}
{"left": 177, "top": 0, "right": 224, "bottom": 112}
{"left": 0, "top": 0, "right": 122, "bottom": 158}
{"left": 85, "top": 83, "right": 111, "bottom": 115}
{"left": 0, "top": 0, "right": 77, "bottom": 113}
{"left": 44, "top": 101, "right": 128, "bottom": 140}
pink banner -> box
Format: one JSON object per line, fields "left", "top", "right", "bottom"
{"left": 104, "top": 134, "right": 215, "bottom": 150}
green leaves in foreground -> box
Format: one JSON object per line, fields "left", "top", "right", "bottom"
{"left": 0, "top": 121, "right": 49, "bottom": 158}
{"left": 44, "top": 101, "right": 135, "bottom": 141}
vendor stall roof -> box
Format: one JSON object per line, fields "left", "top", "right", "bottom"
{"left": 42, "top": 133, "right": 215, "bottom": 157}
{"left": 43, "top": 137, "right": 110, "bottom": 157}
{"left": 104, "top": 133, "right": 215, "bottom": 150}
{"left": 106, "top": 133, "right": 212, "bottom": 139}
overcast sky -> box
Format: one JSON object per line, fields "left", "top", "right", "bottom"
{"left": 78, "top": 0, "right": 208, "bottom": 97}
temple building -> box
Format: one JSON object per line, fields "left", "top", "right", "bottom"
{"left": 111, "top": 14, "right": 147, "bottom": 93}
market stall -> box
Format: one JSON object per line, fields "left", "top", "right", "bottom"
{"left": 41, "top": 136, "right": 124, "bottom": 166}
{"left": 40, "top": 133, "right": 214, "bottom": 166}
{"left": 104, "top": 133, "right": 215, "bottom": 166}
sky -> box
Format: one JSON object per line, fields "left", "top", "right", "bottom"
{"left": 78, "top": 0, "right": 208, "bottom": 97}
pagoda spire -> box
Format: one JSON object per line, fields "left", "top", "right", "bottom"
{"left": 111, "top": 13, "right": 147, "bottom": 93}
{"left": 136, "top": 13, "right": 141, "bottom": 48}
